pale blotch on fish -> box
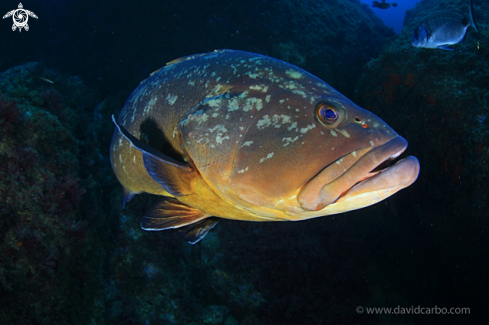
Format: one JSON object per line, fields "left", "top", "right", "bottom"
{"left": 259, "top": 152, "right": 275, "bottom": 163}
{"left": 336, "top": 129, "right": 350, "bottom": 138}
{"left": 143, "top": 97, "right": 158, "bottom": 115}
{"left": 242, "top": 141, "right": 254, "bottom": 147}
{"left": 282, "top": 136, "right": 299, "bottom": 147}
{"left": 370, "top": 140, "right": 375, "bottom": 147}
{"left": 237, "top": 166, "right": 249, "bottom": 174}
{"left": 243, "top": 97, "right": 263, "bottom": 112}
{"left": 249, "top": 84, "right": 269, "bottom": 92}
{"left": 285, "top": 69, "right": 303, "bottom": 79}
{"left": 257, "top": 115, "right": 272, "bottom": 130}
{"left": 300, "top": 124, "right": 316, "bottom": 134}
{"left": 257, "top": 114, "right": 294, "bottom": 130}
{"left": 166, "top": 94, "right": 178, "bottom": 105}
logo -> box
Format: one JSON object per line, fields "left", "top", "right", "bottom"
{"left": 3, "top": 3, "right": 38, "bottom": 32}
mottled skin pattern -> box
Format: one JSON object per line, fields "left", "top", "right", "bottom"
{"left": 110, "top": 50, "right": 419, "bottom": 226}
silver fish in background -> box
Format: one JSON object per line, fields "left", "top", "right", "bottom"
{"left": 372, "top": 1, "right": 397, "bottom": 10}
{"left": 412, "top": 0, "right": 479, "bottom": 50}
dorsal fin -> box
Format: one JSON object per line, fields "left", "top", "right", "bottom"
{"left": 112, "top": 115, "right": 196, "bottom": 196}
{"left": 141, "top": 198, "right": 207, "bottom": 230}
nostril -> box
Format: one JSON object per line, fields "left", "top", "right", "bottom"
{"left": 355, "top": 117, "right": 368, "bottom": 128}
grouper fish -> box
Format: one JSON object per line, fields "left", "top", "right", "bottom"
{"left": 110, "top": 49, "right": 420, "bottom": 244}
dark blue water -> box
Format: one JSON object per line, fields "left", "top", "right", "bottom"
{"left": 360, "top": 0, "right": 418, "bottom": 33}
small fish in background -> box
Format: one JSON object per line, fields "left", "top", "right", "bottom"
{"left": 412, "top": 0, "right": 479, "bottom": 50}
{"left": 372, "top": 0, "right": 397, "bottom": 10}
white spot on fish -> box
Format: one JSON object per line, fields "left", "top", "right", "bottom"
{"left": 300, "top": 124, "right": 316, "bottom": 134}
{"left": 292, "top": 89, "right": 307, "bottom": 98}
{"left": 373, "top": 123, "right": 379, "bottom": 128}
{"left": 265, "top": 95, "right": 271, "bottom": 103}
{"left": 352, "top": 151, "right": 356, "bottom": 157}
{"left": 337, "top": 129, "right": 350, "bottom": 138}
{"left": 216, "top": 134, "right": 230, "bottom": 144}
{"left": 237, "top": 166, "right": 249, "bottom": 174}
{"left": 260, "top": 152, "right": 274, "bottom": 163}
{"left": 285, "top": 69, "right": 303, "bottom": 79}
{"left": 370, "top": 140, "right": 375, "bottom": 147}
{"left": 330, "top": 130, "right": 338, "bottom": 137}
{"left": 243, "top": 97, "right": 263, "bottom": 111}
{"left": 287, "top": 122, "right": 298, "bottom": 132}
{"left": 242, "top": 141, "right": 254, "bottom": 147}
{"left": 133, "top": 156, "right": 136, "bottom": 163}
{"left": 282, "top": 136, "right": 299, "bottom": 147}
{"left": 166, "top": 94, "right": 178, "bottom": 105}
{"left": 257, "top": 115, "right": 271, "bottom": 129}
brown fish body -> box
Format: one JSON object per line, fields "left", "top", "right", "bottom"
{"left": 110, "top": 50, "right": 419, "bottom": 243}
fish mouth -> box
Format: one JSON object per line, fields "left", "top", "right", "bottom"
{"left": 298, "top": 136, "right": 420, "bottom": 212}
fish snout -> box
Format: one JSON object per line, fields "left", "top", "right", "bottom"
{"left": 412, "top": 26, "right": 428, "bottom": 47}
{"left": 298, "top": 136, "right": 419, "bottom": 213}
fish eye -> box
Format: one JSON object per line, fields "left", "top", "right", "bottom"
{"left": 315, "top": 101, "right": 345, "bottom": 128}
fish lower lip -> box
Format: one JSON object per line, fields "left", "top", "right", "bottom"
{"left": 338, "top": 146, "right": 408, "bottom": 199}
{"left": 299, "top": 136, "right": 409, "bottom": 211}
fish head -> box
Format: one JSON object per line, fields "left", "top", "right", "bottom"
{"left": 412, "top": 25, "right": 430, "bottom": 48}
{"left": 230, "top": 84, "right": 419, "bottom": 218}
{"left": 178, "top": 52, "right": 419, "bottom": 220}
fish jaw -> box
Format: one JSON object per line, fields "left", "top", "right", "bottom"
{"left": 298, "top": 136, "right": 419, "bottom": 213}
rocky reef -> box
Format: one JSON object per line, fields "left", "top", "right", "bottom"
{"left": 0, "top": 63, "right": 107, "bottom": 324}
{"left": 356, "top": 0, "right": 489, "bottom": 223}
{"left": 354, "top": 0, "right": 489, "bottom": 320}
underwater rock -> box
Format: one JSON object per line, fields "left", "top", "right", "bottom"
{"left": 354, "top": 0, "right": 489, "bottom": 319}
{"left": 0, "top": 62, "right": 107, "bottom": 324}
{"left": 200, "top": 305, "right": 230, "bottom": 324}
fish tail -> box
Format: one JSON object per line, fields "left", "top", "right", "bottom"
{"left": 469, "top": 0, "right": 480, "bottom": 33}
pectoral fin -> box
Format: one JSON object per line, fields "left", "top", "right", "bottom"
{"left": 141, "top": 197, "right": 208, "bottom": 230}
{"left": 438, "top": 45, "right": 454, "bottom": 50}
{"left": 178, "top": 218, "right": 219, "bottom": 244}
{"left": 112, "top": 115, "right": 197, "bottom": 196}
